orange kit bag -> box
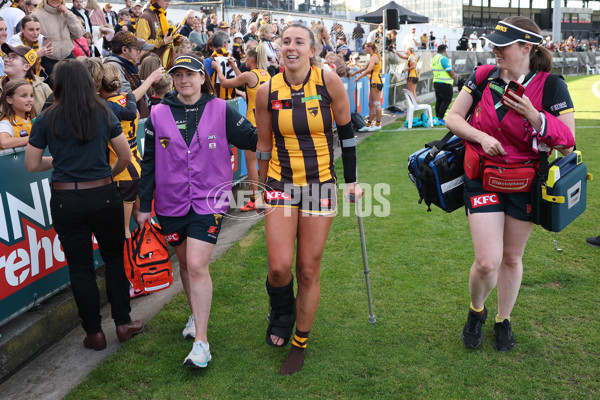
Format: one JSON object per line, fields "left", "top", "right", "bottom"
{"left": 124, "top": 222, "right": 173, "bottom": 293}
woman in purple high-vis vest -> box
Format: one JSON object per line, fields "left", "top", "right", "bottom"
{"left": 136, "top": 54, "right": 257, "bottom": 368}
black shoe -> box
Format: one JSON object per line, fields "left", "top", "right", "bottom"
{"left": 494, "top": 319, "right": 516, "bottom": 351}
{"left": 461, "top": 307, "right": 487, "bottom": 349}
{"left": 586, "top": 235, "right": 600, "bottom": 248}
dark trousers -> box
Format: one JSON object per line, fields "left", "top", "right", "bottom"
{"left": 434, "top": 82, "right": 454, "bottom": 119}
{"left": 51, "top": 183, "right": 131, "bottom": 334}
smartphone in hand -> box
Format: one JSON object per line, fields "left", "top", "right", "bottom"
{"left": 501, "top": 80, "right": 525, "bottom": 106}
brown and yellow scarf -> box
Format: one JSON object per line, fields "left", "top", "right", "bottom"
{"left": 150, "top": 2, "right": 169, "bottom": 37}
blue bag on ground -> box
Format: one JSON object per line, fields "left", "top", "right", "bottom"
{"left": 407, "top": 132, "right": 465, "bottom": 212}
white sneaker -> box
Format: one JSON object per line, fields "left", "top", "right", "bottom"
{"left": 183, "top": 340, "right": 212, "bottom": 368}
{"left": 369, "top": 124, "right": 381, "bottom": 131}
{"left": 358, "top": 125, "right": 371, "bottom": 132}
{"left": 182, "top": 315, "right": 195, "bottom": 340}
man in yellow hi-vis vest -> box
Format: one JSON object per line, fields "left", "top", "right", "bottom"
{"left": 431, "top": 44, "right": 456, "bottom": 125}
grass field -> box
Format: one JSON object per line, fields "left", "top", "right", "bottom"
{"left": 66, "top": 76, "right": 600, "bottom": 399}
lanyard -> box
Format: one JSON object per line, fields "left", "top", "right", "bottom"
{"left": 494, "top": 71, "right": 537, "bottom": 110}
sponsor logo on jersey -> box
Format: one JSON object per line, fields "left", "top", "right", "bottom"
{"left": 159, "top": 137, "right": 170, "bottom": 149}
{"left": 209, "top": 142, "right": 217, "bottom": 149}
{"left": 471, "top": 194, "right": 499, "bottom": 208}
{"left": 208, "top": 226, "right": 219, "bottom": 234}
{"left": 164, "top": 232, "right": 180, "bottom": 242}
{"left": 320, "top": 198, "right": 330, "bottom": 208}
{"left": 550, "top": 102, "right": 567, "bottom": 112}
{"left": 301, "top": 94, "right": 322, "bottom": 103}
{"left": 271, "top": 99, "right": 293, "bottom": 110}
{"left": 265, "top": 191, "right": 292, "bottom": 201}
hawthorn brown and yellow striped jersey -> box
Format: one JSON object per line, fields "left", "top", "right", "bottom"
{"left": 245, "top": 68, "right": 270, "bottom": 127}
{"left": 107, "top": 94, "right": 142, "bottom": 182}
{"left": 211, "top": 48, "right": 235, "bottom": 100}
{"left": 267, "top": 66, "right": 336, "bottom": 186}
{"left": 370, "top": 55, "right": 382, "bottom": 85}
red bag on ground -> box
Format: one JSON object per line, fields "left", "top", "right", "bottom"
{"left": 124, "top": 222, "right": 173, "bottom": 293}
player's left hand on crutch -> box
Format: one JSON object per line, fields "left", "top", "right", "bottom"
{"left": 344, "top": 182, "right": 363, "bottom": 203}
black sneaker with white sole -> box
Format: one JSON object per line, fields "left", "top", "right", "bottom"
{"left": 586, "top": 235, "right": 600, "bottom": 248}
{"left": 461, "top": 307, "right": 487, "bottom": 349}
{"left": 493, "top": 319, "right": 516, "bottom": 351}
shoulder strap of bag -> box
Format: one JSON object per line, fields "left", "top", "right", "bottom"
{"left": 537, "top": 73, "right": 564, "bottom": 177}
{"left": 425, "top": 66, "right": 497, "bottom": 162}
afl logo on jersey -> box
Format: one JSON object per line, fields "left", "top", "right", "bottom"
{"left": 207, "top": 134, "right": 217, "bottom": 141}
{"left": 159, "top": 137, "right": 170, "bottom": 149}
{"left": 308, "top": 107, "right": 319, "bottom": 117}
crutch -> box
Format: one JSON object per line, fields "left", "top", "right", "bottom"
{"left": 349, "top": 194, "right": 376, "bottom": 323}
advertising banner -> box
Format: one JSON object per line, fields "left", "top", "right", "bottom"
{"left": 0, "top": 98, "right": 250, "bottom": 327}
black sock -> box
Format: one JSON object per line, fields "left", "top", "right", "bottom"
{"left": 280, "top": 329, "right": 309, "bottom": 375}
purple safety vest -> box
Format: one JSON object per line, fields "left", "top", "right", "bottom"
{"left": 152, "top": 98, "right": 233, "bottom": 217}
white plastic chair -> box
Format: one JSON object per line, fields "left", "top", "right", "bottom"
{"left": 402, "top": 89, "right": 433, "bottom": 129}
{"left": 585, "top": 64, "right": 596, "bottom": 75}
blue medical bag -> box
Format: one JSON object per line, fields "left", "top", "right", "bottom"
{"left": 533, "top": 151, "right": 592, "bottom": 232}
{"left": 407, "top": 133, "right": 465, "bottom": 213}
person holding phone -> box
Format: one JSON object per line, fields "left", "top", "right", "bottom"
{"left": 136, "top": 0, "right": 182, "bottom": 68}
{"left": 446, "top": 17, "right": 575, "bottom": 352}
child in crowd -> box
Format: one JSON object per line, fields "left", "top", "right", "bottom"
{"left": 0, "top": 79, "right": 35, "bottom": 150}
{"left": 148, "top": 74, "right": 173, "bottom": 110}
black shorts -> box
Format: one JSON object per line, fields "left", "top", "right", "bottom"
{"left": 370, "top": 82, "right": 383, "bottom": 91}
{"left": 464, "top": 175, "right": 532, "bottom": 222}
{"left": 263, "top": 177, "right": 338, "bottom": 215}
{"left": 116, "top": 179, "right": 139, "bottom": 202}
{"left": 408, "top": 77, "right": 419, "bottom": 84}
{"left": 157, "top": 208, "right": 224, "bottom": 246}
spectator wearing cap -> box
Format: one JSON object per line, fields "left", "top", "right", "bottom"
{"left": 115, "top": 8, "right": 132, "bottom": 34}
{"left": 217, "top": 21, "right": 229, "bottom": 33}
{"left": 179, "top": 10, "right": 195, "bottom": 37}
{"left": 71, "top": 0, "right": 92, "bottom": 34}
{"left": 137, "top": 0, "right": 182, "bottom": 68}
{"left": 31, "top": 0, "right": 85, "bottom": 83}
{"left": 336, "top": 43, "right": 350, "bottom": 63}
{"left": 103, "top": 2, "right": 117, "bottom": 27}
{"left": 469, "top": 30, "right": 478, "bottom": 50}
{"left": 231, "top": 31, "right": 244, "bottom": 63}
{"left": 105, "top": 30, "right": 161, "bottom": 118}
{"left": 129, "top": 0, "right": 142, "bottom": 31}
{"left": 0, "top": 43, "right": 51, "bottom": 114}
{"left": 0, "top": 0, "right": 28, "bottom": 37}
{"left": 136, "top": 53, "right": 257, "bottom": 370}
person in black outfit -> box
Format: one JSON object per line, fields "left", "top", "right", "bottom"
{"left": 25, "top": 59, "right": 144, "bottom": 351}
{"left": 457, "top": 33, "right": 469, "bottom": 51}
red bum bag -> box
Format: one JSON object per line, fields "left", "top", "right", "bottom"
{"left": 482, "top": 159, "right": 538, "bottom": 193}
{"left": 464, "top": 145, "right": 538, "bottom": 193}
